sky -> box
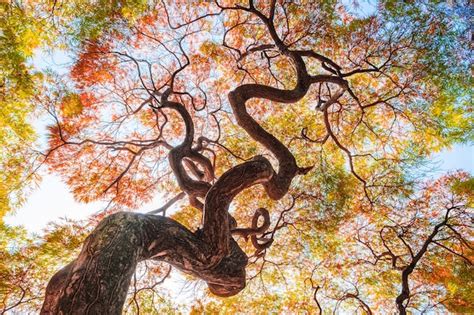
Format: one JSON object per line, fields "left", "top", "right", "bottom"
{"left": 433, "top": 144, "right": 474, "bottom": 175}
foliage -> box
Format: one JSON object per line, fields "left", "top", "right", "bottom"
{"left": 0, "top": 219, "right": 90, "bottom": 312}
{"left": 1, "top": 0, "right": 473, "bottom": 313}
{"left": 0, "top": 1, "right": 44, "bottom": 217}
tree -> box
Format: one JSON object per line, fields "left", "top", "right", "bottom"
{"left": 355, "top": 173, "right": 473, "bottom": 314}
{"left": 0, "top": 0, "right": 472, "bottom": 314}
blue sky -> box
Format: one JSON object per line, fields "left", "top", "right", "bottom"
{"left": 432, "top": 144, "right": 473, "bottom": 175}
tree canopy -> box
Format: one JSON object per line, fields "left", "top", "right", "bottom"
{"left": 0, "top": 1, "right": 473, "bottom": 314}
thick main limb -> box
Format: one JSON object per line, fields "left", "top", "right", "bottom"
{"left": 41, "top": 158, "right": 273, "bottom": 314}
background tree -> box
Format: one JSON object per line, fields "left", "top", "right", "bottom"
{"left": 1, "top": 0, "right": 472, "bottom": 314}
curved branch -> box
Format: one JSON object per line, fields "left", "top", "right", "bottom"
{"left": 228, "top": 66, "right": 313, "bottom": 199}
{"left": 157, "top": 92, "right": 214, "bottom": 207}
{"left": 232, "top": 207, "right": 273, "bottom": 253}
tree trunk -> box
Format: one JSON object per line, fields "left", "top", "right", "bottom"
{"left": 41, "top": 212, "right": 248, "bottom": 314}
{"left": 41, "top": 158, "right": 274, "bottom": 314}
